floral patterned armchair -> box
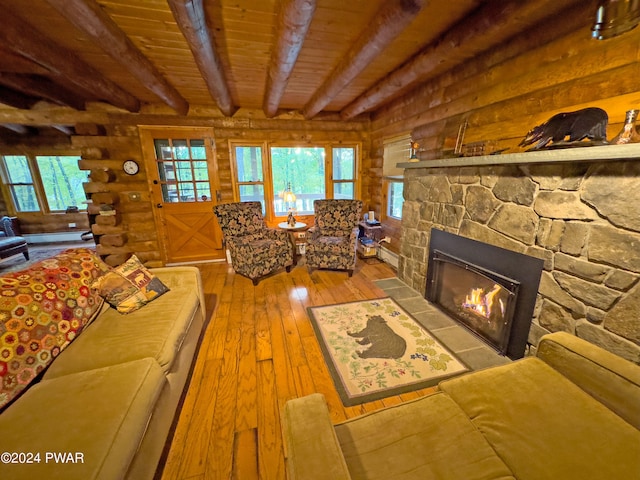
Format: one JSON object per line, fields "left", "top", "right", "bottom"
{"left": 306, "top": 199, "right": 363, "bottom": 277}
{"left": 213, "top": 201, "right": 293, "bottom": 285}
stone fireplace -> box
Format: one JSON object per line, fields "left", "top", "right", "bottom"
{"left": 426, "top": 229, "right": 543, "bottom": 360}
{"left": 398, "top": 149, "right": 640, "bottom": 363}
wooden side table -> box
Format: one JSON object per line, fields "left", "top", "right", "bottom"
{"left": 357, "top": 221, "right": 383, "bottom": 259}
{"left": 278, "top": 221, "right": 308, "bottom": 263}
{"left": 358, "top": 221, "right": 383, "bottom": 241}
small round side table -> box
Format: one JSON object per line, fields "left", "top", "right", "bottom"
{"left": 278, "top": 221, "right": 308, "bottom": 263}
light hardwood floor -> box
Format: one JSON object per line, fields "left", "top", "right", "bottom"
{"left": 160, "top": 259, "right": 437, "bottom": 480}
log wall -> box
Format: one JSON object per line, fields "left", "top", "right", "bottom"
{"left": 109, "top": 111, "right": 371, "bottom": 265}
{"left": 0, "top": 135, "right": 90, "bottom": 235}
{"left": 71, "top": 111, "right": 369, "bottom": 266}
{"left": 369, "top": 10, "right": 640, "bottom": 252}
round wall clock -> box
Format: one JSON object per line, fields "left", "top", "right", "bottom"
{"left": 123, "top": 159, "right": 139, "bottom": 175}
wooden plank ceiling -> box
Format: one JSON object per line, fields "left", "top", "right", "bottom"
{"left": 0, "top": 0, "right": 588, "bottom": 133}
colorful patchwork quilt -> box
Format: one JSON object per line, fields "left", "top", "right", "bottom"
{"left": 0, "top": 248, "right": 109, "bottom": 410}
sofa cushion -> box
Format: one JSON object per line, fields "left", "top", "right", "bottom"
{"left": 439, "top": 357, "right": 640, "bottom": 480}
{"left": 43, "top": 287, "right": 199, "bottom": 378}
{"left": 92, "top": 255, "right": 169, "bottom": 314}
{"left": 0, "top": 248, "right": 108, "bottom": 410}
{"left": 283, "top": 393, "right": 353, "bottom": 480}
{"left": 0, "top": 357, "right": 165, "bottom": 480}
{"left": 334, "top": 391, "right": 516, "bottom": 480}
{"left": 536, "top": 331, "right": 640, "bottom": 430}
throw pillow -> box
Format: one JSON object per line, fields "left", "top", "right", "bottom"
{"left": 92, "top": 255, "right": 169, "bottom": 314}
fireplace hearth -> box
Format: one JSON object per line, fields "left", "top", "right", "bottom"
{"left": 426, "top": 229, "right": 544, "bottom": 360}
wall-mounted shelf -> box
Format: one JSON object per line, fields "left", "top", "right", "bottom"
{"left": 398, "top": 143, "right": 640, "bottom": 170}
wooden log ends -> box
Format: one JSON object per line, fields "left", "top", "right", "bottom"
{"left": 89, "top": 168, "right": 116, "bottom": 183}
{"left": 95, "top": 213, "right": 121, "bottom": 226}
{"left": 100, "top": 233, "right": 128, "bottom": 247}
{"left": 87, "top": 203, "right": 101, "bottom": 215}
{"left": 80, "top": 146, "right": 108, "bottom": 159}
{"left": 76, "top": 124, "right": 107, "bottom": 136}
{"left": 103, "top": 253, "right": 131, "bottom": 267}
{"left": 91, "top": 192, "right": 119, "bottom": 205}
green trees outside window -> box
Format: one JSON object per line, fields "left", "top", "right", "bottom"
{"left": 153, "top": 139, "right": 212, "bottom": 202}
{"left": 233, "top": 145, "right": 266, "bottom": 213}
{"left": 230, "top": 143, "right": 359, "bottom": 220}
{"left": 332, "top": 147, "right": 355, "bottom": 200}
{"left": 271, "top": 147, "right": 325, "bottom": 215}
{"left": 2, "top": 155, "right": 39, "bottom": 212}
{"left": 1, "top": 154, "right": 86, "bottom": 213}
{"left": 36, "top": 156, "right": 86, "bottom": 211}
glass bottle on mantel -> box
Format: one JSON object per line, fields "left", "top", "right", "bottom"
{"left": 611, "top": 109, "right": 640, "bottom": 144}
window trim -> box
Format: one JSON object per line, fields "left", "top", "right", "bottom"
{"left": 152, "top": 138, "right": 213, "bottom": 203}
{"left": 0, "top": 155, "right": 41, "bottom": 213}
{"left": 331, "top": 145, "right": 357, "bottom": 200}
{"left": 386, "top": 178, "right": 404, "bottom": 220}
{"left": 229, "top": 141, "right": 361, "bottom": 222}
{"left": 229, "top": 141, "right": 271, "bottom": 215}
{"left": 0, "top": 150, "right": 85, "bottom": 216}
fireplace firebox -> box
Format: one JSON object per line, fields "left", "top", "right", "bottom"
{"left": 426, "top": 229, "right": 544, "bottom": 360}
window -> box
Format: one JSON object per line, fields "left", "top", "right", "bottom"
{"left": 387, "top": 180, "right": 404, "bottom": 219}
{"left": 36, "top": 156, "right": 86, "bottom": 211}
{"left": 1, "top": 155, "right": 39, "bottom": 212}
{"left": 153, "top": 139, "right": 211, "bottom": 202}
{"left": 382, "top": 133, "right": 411, "bottom": 177}
{"left": 332, "top": 147, "right": 356, "bottom": 200}
{"left": 271, "top": 147, "right": 325, "bottom": 215}
{"left": 1, "top": 154, "right": 86, "bottom": 213}
{"left": 232, "top": 145, "right": 266, "bottom": 213}
{"left": 382, "top": 133, "right": 410, "bottom": 221}
{"left": 230, "top": 142, "right": 359, "bottom": 220}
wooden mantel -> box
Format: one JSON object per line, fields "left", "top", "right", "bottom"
{"left": 399, "top": 144, "right": 640, "bottom": 170}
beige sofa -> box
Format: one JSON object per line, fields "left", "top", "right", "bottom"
{"left": 283, "top": 332, "right": 640, "bottom": 480}
{"left": 0, "top": 264, "right": 206, "bottom": 480}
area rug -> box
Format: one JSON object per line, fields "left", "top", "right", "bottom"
{"left": 308, "top": 297, "right": 469, "bottom": 406}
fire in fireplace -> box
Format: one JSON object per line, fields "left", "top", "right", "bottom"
{"left": 463, "top": 283, "right": 506, "bottom": 319}
{"left": 426, "top": 229, "right": 543, "bottom": 360}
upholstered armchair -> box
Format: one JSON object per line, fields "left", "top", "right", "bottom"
{"left": 306, "top": 199, "right": 363, "bottom": 277}
{"left": 213, "top": 202, "right": 293, "bottom": 285}
{"left": 0, "top": 216, "right": 29, "bottom": 261}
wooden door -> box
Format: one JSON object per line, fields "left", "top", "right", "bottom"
{"left": 139, "top": 126, "right": 224, "bottom": 264}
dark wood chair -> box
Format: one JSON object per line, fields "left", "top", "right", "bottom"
{"left": 0, "top": 216, "right": 29, "bottom": 261}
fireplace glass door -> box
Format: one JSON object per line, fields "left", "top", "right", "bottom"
{"left": 429, "top": 250, "right": 520, "bottom": 355}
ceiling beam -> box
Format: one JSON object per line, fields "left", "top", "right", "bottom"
{"left": 0, "top": 73, "right": 87, "bottom": 111}
{"left": 45, "top": 0, "right": 189, "bottom": 115}
{"left": 0, "top": 8, "right": 140, "bottom": 113}
{"left": 52, "top": 124, "right": 75, "bottom": 136}
{"left": 263, "top": 0, "right": 316, "bottom": 118}
{"left": 1, "top": 123, "right": 30, "bottom": 135}
{"left": 167, "top": 0, "right": 237, "bottom": 117}
{"left": 0, "top": 86, "right": 39, "bottom": 110}
{"left": 0, "top": 48, "right": 49, "bottom": 75}
{"left": 302, "top": 0, "right": 424, "bottom": 119}
{"left": 340, "top": 0, "right": 578, "bottom": 119}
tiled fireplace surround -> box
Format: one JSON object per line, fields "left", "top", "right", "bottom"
{"left": 397, "top": 153, "right": 640, "bottom": 364}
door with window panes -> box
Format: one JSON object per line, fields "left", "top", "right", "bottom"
{"left": 139, "top": 127, "right": 224, "bottom": 264}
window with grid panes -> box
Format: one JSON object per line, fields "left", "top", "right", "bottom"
{"left": 153, "top": 139, "right": 211, "bottom": 202}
